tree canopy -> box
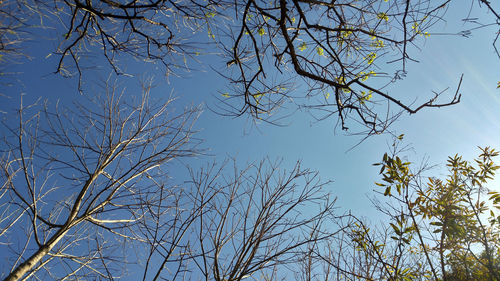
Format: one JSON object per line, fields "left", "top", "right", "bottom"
{"left": 2, "top": 0, "right": 498, "bottom": 132}
{"left": 365, "top": 144, "right": 500, "bottom": 281}
{"left": 1, "top": 0, "right": 500, "bottom": 280}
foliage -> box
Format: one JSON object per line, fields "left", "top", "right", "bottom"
{"left": 368, "top": 144, "right": 500, "bottom": 281}
{"left": 291, "top": 145, "right": 500, "bottom": 281}
{"left": 1, "top": 0, "right": 500, "bottom": 280}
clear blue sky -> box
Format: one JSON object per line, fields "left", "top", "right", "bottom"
{"left": 1, "top": 1, "right": 500, "bottom": 221}
{"left": 2, "top": 2, "right": 500, "bottom": 280}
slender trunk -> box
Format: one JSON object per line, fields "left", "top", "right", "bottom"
{"left": 5, "top": 169, "right": 100, "bottom": 280}
{"left": 4, "top": 227, "right": 68, "bottom": 281}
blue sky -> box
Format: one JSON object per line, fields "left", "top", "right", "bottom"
{"left": 2, "top": 1, "right": 500, "bottom": 221}
{"left": 2, "top": 2, "right": 500, "bottom": 279}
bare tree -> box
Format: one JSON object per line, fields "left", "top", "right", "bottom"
{"left": 136, "top": 158, "right": 344, "bottom": 281}
{"left": 189, "top": 159, "right": 340, "bottom": 281}
{"left": 21, "top": 0, "right": 232, "bottom": 86}
{"left": 0, "top": 86, "right": 347, "bottom": 281}
{"left": 0, "top": 85, "right": 201, "bottom": 280}
{"left": 0, "top": 0, "right": 28, "bottom": 75}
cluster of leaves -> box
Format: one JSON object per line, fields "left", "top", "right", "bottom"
{"left": 369, "top": 145, "right": 500, "bottom": 280}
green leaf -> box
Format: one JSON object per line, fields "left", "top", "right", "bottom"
{"left": 390, "top": 223, "right": 401, "bottom": 235}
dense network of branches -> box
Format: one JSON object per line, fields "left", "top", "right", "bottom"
{"left": 218, "top": 0, "right": 462, "bottom": 132}
{"left": 3, "top": 94, "right": 500, "bottom": 281}
{"left": 1, "top": 1, "right": 500, "bottom": 280}
{"left": 0, "top": 89, "right": 201, "bottom": 280}
{"left": 0, "top": 89, "right": 343, "bottom": 280}
{"left": 1, "top": 0, "right": 498, "bottom": 132}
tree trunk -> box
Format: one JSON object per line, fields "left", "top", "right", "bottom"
{"left": 4, "top": 228, "right": 67, "bottom": 281}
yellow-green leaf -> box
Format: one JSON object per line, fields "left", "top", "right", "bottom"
{"left": 316, "top": 47, "right": 324, "bottom": 56}
{"left": 299, "top": 42, "right": 307, "bottom": 51}
{"left": 364, "top": 52, "right": 377, "bottom": 65}
{"left": 377, "top": 13, "right": 389, "bottom": 22}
